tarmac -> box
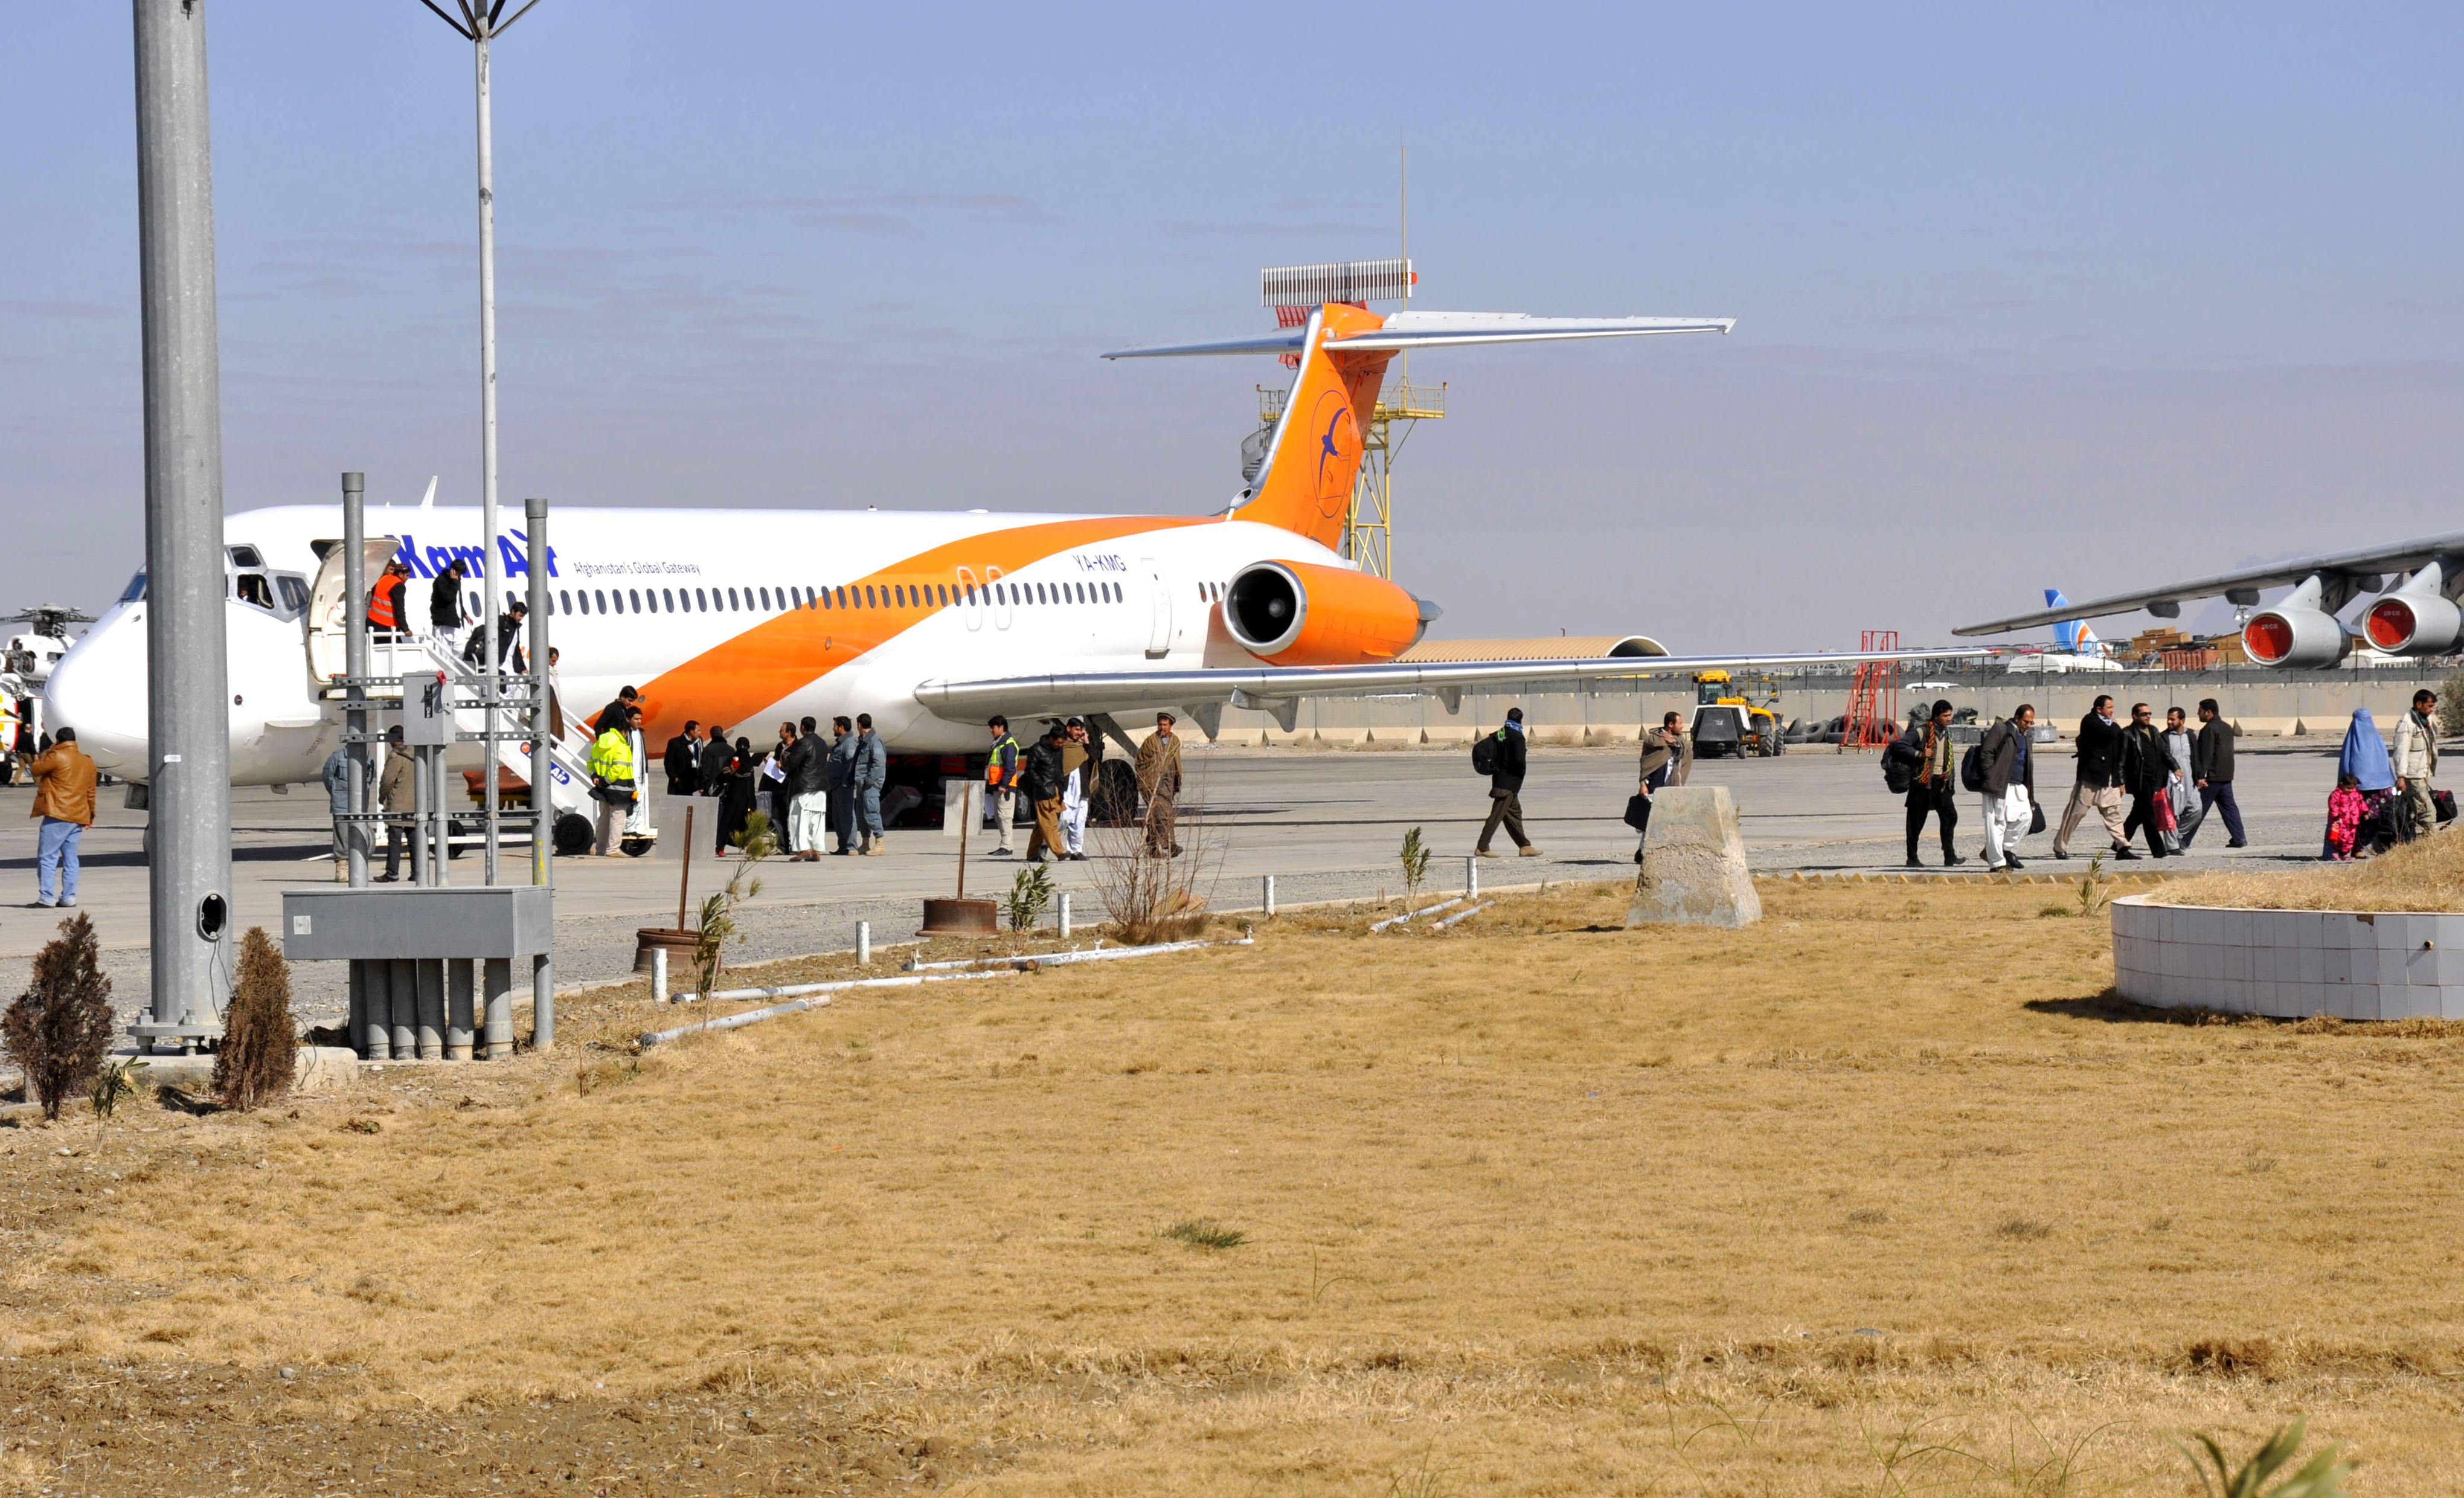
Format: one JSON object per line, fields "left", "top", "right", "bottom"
{"left": 0, "top": 739, "right": 2376, "bottom": 1032}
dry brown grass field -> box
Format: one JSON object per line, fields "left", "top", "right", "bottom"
{"left": 5, "top": 878, "right": 2463, "bottom": 1494}
{"left": 2158, "top": 818, "right": 2464, "bottom": 911}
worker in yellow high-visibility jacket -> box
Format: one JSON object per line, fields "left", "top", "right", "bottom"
{"left": 588, "top": 706, "right": 640, "bottom": 857}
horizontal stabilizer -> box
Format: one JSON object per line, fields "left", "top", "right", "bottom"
{"left": 1101, "top": 311, "right": 1732, "bottom": 360}
{"left": 1324, "top": 311, "right": 1733, "bottom": 351}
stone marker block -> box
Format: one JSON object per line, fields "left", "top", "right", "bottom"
{"left": 1627, "top": 785, "right": 1762, "bottom": 930}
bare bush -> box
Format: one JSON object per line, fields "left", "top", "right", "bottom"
{"left": 1, "top": 913, "right": 117, "bottom": 1121}
{"left": 214, "top": 927, "right": 298, "bottom": 1113}
{"left": 1086, "top": 775, "right": 1218, "bottom": 944}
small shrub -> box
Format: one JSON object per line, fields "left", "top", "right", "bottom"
{"left": 1994, "top": 1217, "right": 2053, "bottom": 1240}
{"left": 89, "top": 1057, "right": 149, "bottom": 1145}
{"left": 2077, "top": 853, "right": 2112, "bottom": 917}
{"left": 2174, "top": 1416, "right": 2351, "bottom": 1497}
{"left": 1, "top": 913, "right": 117, "bottom": 1121}
{"left": 1005, "top": 863, "right": 1055, "bottom": 932}
{"left": 2037, "top": 904, "right": 2073, "bottom": 919}
{"left": 1399, "top": 826, "right": 1431, "bottom": 906}
{"left": 1161, "top": 1218, "right": 1247, "bottom": 1250}
{"left": 214, "top": 927, "right": 298, "bottom": 1113}
{"left": 695, "top": 810, "right": 777, "bottom": 1000}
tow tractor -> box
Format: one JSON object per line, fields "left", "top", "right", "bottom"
{"left": 1689, "top": 670, "right": 1784, "bottom": 758}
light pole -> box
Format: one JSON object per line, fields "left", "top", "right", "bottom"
{"left": 132, "top": 0, "right": 234, "bottom": 1051}
{"left": 415, "top": 0, "right": 544, "bottom": 884}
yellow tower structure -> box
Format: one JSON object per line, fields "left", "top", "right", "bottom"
{"left": 1255, "top": 379, "right": 1443, "bottom": 580}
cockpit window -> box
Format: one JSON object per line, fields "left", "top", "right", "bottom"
{"left": 236, "top": 574, "right": 274, "bottom": 610}
{"left": 120, "top": 572, "right": 147, "bottom": 604}
{"left": 277, "top": 576, "right": 310, "bottom": 614}
{"left": 228, "top": 545, "right": 265, "bottom": 568}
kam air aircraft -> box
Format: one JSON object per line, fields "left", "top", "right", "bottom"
{"left": 47, "top": 263, "right": 1962, "bottom": 796}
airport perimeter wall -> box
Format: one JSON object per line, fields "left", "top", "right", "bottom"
{"left": 1202, "top": 663, "right": 2464, "bottom": 748}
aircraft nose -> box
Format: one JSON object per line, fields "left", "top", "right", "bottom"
{"left": 42, "top": 608, "right": 149, "bottom": 774}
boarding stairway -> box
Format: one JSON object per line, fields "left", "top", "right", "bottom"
{"left": 313, "top": 631, "right": 600, "bottom": 850}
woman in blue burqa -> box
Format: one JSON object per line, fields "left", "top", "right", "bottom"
{"left": 2331, "top": 709, "right": 2398, "bottom": 857}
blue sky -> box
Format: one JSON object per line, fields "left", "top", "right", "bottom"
{"left": 5, "top": 3, "right": 2460, "bottom": 647}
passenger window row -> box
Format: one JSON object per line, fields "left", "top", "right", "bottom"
{"left": 545, "top": 577, "right": 1129, "bottom": 617}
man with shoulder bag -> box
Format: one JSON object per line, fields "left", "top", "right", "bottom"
{"left": 1977, "top": 706, "right": 2038, "bottom": 872}
{"left": 1627, "top": 712, "right": 1692, "bottom": 863}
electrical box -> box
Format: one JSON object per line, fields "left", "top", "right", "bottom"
{"left": 402, "top": 669, "right": 452, "bottom": 747}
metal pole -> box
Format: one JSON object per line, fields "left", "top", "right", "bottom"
{"left": 475, "top": 21, "right": 504, "bottom": 889}
{"left": 344, "top": 473, "right": 369, "bottom": 887}
{"left": 1058, "top": 891, "right": 1072, "bottom": 939}
{"left": 526, "top": 497, "right": 551, "bottom": 887}
{"left": 411, "top": 745, "right": 432, "bottom": 887}
{"left": 525, "top": 497, "right": 554, "bottom": 1052}
{"left": 133, "top": 0, "right": 233, "bottom": 1047}
{"left": 856, "top": 921, "right": 871, "bottom": 967}
{"left": 1262, "top": 873, "right": 1275, "bottom": 917}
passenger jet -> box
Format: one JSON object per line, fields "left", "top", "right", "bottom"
{"left": 48, "top": 296, "right": 1969, "bottom": 789}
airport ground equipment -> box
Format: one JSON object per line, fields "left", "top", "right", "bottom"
{"left": 286, "top": 477, "right": 559, "bottom": 1058}
{"left": 1689, "top": 670, "right": 1783, "bottom": 757}
{"left": 1838, "top": 631, "right": 1903, "bottom": 752}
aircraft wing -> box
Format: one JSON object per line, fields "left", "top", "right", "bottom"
{"left": 914, "top": 648, "right": 1981, "bottom": 730}
{"left": 1953, "top": 529, "right": 2464, "bottom": 637}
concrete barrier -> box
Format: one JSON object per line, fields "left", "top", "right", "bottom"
{"left": 1627, "top": 786, "right": 1762, "bottom": 930}
{"left": 2114, "top": 895, "right": 2464, "bottom": 1018}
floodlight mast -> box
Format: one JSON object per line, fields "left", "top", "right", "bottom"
{"left": 415, "top": 0, "right": 543, "bottom": 883}
{"left": 132, "top": 0, "right": 234, "bottom": 1050}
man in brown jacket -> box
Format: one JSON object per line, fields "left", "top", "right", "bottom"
{"left": 1629, "top": 712, "right": 1692, "bottom": 862}
{"left": 377, "top": 725, "right": 415, "bottom": 882}
{"left": 30, "top": 727, "right": 97, "bottom": 908}
{"left": 1134, "top": 712, "right": 1184, "bottom": 857}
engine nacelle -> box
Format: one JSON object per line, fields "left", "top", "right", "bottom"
{"left": 1223, "top": 559, "right": 1428, "bottom": 666}
{"left": 2362, "top": 593, "right": 2464, "bottom": 655}
{"left": 2242, "top": 606, "right": 2352, "bottom": 669}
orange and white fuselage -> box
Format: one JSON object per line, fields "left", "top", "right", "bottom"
{"left": 46, "top": 501, "right": 1364, "bottom": 782}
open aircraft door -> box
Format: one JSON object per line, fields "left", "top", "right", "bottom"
{"left": 305, "top": 536, "right": 405, "bottom": 687}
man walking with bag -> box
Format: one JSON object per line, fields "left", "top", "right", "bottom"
{"left": 1902, "top": 698, "right": 1965, "bottom": 867}
{"left": 1977, "top": 706, "right": 2037, "bottom": 872}
{"left": 2392, "top": 688, "right": 2440, "bottom": 840}
{"left": 1628, "top": 712, "right": 1691, "bottom": 863}
{"left": 1474, "top": 707, "right": 1541, "bottom": 859}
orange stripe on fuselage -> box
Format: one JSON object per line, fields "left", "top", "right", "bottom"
{"left": 633, "top": 515, "right": 1211, "bottom": 737}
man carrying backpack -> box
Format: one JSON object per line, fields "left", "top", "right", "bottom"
{"left": 1901, "top": 698, "right": 1965, "bottom": 868}
{"left": 1474, "top": 707, "right": 1541, "bottom": 859}
{"left": 1975, "top": 705, "right": 2038, "bottom": 872}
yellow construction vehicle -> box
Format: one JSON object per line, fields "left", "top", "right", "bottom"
{"left": 1689, "top": 670, "right": 1784, "bottom": 758}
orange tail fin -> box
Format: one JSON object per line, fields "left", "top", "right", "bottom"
{"left": 1232, "top": 304, "right": 1391, "bottom": 550}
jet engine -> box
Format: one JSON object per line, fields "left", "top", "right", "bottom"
{"left": 2361, "top": 565, "right": 2463, "bottom": 655}
{"left": 1223, "top": 559, "right": 1433, "bottom": 666}
{"left": 2241, "top": 606, "right": 2351, "bottom": 669}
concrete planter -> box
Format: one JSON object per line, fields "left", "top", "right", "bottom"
{"left": 2112, "top": 894, "right": 2464, "bottom": 1018}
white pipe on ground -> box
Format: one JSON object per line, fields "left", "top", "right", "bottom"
{"left": 903, "top": 933, "right": 1253, "bottom": 974}
{"left": 1433, "top": 900, "right": 1493, "bottom": 930}
{"left": 639, "top": 968, "right": 1022, "bottom": 1046}
{"left": 1370, "top": 895, "right": 1464, "bottom": 933}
